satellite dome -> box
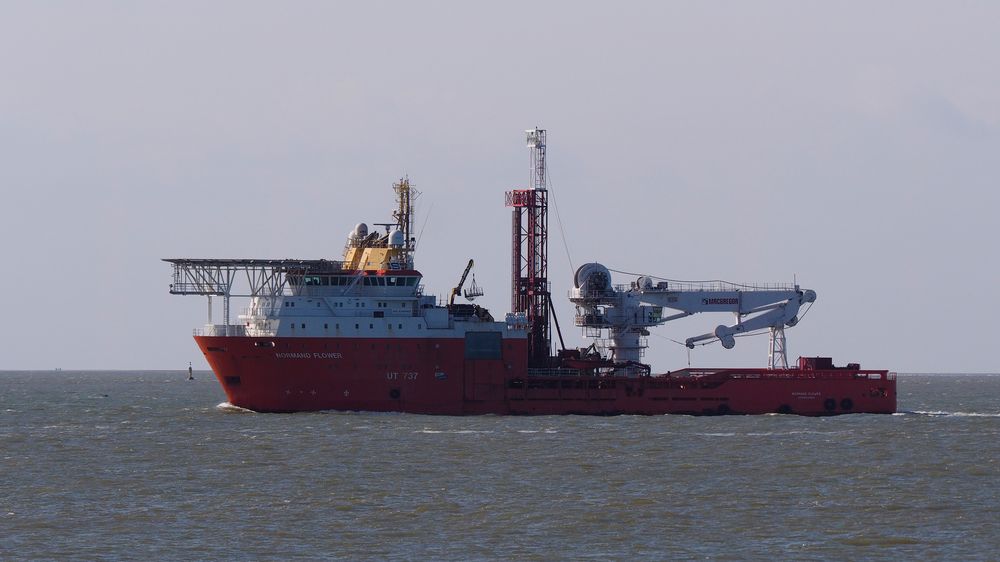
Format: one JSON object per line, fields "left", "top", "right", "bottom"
{"left": 352, "top": 223, "right": 369, "bottom": 240}
{"left": 388, "top": 229, "right": 405, "bottom": 247}
{"left": 574, "top": 263, "right": 612, "bottom": 293}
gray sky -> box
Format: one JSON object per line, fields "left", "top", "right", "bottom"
{"left": 2, "top": 2, "right": 997, "bottom": 372}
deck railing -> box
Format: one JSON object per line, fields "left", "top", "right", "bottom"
{"left": 194, "top": 325, "right": 247, "bottom": 337}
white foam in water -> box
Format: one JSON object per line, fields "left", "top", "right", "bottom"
{"left": 216, "top": 402, "right": 255, "bottom": 413}
{"left": 414, "top": 429, "right": 495, "bottom": 434}
{"left": 909, "top": 410, "right": 1000, "bottom": 417}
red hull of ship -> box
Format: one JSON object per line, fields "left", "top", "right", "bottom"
{"left": 197, "top": 336, "right": 897, "bottom": 416}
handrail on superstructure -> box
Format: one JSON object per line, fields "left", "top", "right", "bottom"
{"left": 617, "top": 281, "right": 799, "bottom": 293}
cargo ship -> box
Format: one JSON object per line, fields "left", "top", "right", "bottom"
{"left": 165, "top": 129, "right": 895, "bottom": 415}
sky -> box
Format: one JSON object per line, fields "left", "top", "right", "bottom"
{"left": 1, "top": 1, "right": 998, "bottom": 372}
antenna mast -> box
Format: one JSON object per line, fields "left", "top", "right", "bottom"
{"left": 393, "top": 177, "right": 417, "bottom": 267}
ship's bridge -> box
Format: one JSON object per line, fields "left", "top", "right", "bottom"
{"left": 288, "top": 270, "right": 422, "bottom": 298}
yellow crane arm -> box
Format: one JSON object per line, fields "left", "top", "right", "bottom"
{"left": 449, "top": 259, "right": 475, "bottom": 306}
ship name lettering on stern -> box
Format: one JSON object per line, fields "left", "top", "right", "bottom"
{"left": 386, "top": 372, "right": 418, "bottom": 380}
{"left": 274, "top": 352, "right": 343, "bottom": 359}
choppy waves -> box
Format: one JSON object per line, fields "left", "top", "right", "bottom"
{"left": 1, "top": 371, "right": 999, "bottom": 559}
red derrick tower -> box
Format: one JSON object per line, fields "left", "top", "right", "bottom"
{"left": 506, "top": 128, "right": 551, "bottom": 368}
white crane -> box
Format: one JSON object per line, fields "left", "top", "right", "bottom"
{"left": 569, "top": 263, "right": 816, "bottom": 372}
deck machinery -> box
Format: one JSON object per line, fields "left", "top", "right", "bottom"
{"left": 509, "top": 129, "right": 816, "bottom": 375}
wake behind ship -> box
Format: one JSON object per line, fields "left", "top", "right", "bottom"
{"left": 165, "top": 129, "right": 896, "bottom": 415}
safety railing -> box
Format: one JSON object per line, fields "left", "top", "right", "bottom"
{"left": 625, "top": 281, "right": 799, "bottom": 293}
{"left": 526, "top": 368, "right": 585, "bottom": 378}
{"left": 193, "top": 325, "right": 247, "bottom": 337}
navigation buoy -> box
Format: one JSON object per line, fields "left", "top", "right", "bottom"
{"left": 188, "top": 362, "right": 194, "bottom": 381}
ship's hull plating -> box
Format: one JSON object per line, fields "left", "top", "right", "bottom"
{"left": 196, "top": 336, "right": 897, "bottom": 415}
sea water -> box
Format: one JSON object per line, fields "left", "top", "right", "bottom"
{"left": 1, "top": 372, "right": 998, "bottom": 560}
